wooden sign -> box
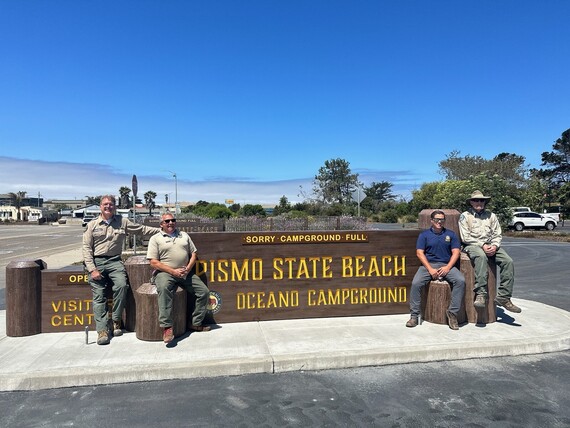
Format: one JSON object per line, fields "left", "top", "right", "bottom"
{"left": 40, "top": 266, "right": 110, "bottom": 333}
{"left": 33, "top": 230, "right": 419, "bottom": 333}
{"left": 191, "top": 230, "right": 419, "bottom": 323}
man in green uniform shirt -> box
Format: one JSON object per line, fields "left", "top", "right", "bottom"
{"left": 83, "top": 195, "right": 160, "bottom": 345}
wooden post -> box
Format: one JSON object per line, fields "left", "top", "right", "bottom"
{"left": 460, "top": 253, "right": 497, "bottom": 324}
{"left": 420, "top": 280, "right": 467, "bottom": 325}
{"left": 6, "top": 259, "right": 45, "bottom": 337}
{"left": 134, "top": 283, "right": 187, "bottom": 341}
{"left": 124, "top": 255, "right": 155, "bottom": 332}
{"left": 418, "top": 209, "right": 461, "bottom": 236}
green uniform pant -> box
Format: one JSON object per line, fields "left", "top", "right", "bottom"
{"left": 89, "top": 256, "right": 129, "bottom": 332}
{"left": 463, "top": 245, "right": 515, "bottom": 300}
{"left": 154, "top": 271, "right": 210, "bottom": 327}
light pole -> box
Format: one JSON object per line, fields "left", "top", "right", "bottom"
{"left": 167, "top": 171, "right": 178, "bottom": 215}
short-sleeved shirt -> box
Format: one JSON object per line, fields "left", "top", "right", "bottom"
{"left": 82, "top": 214, "right": 160, "bottom": 273}
{"left": 416, "top": 227, "right": 461, "bottom": 264}
{"left": 146, "top": 229, "right": 198, "bottom": 268}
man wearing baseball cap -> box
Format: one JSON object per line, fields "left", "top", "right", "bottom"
{"left": 458, "top": 190, "right": 521, "bottom": 313}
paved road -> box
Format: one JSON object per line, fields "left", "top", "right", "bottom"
{"left": 0, "top": 223, "right": 84, "bottom": 310}
{"left": 1, "top": 226, "right": 570, "bottom": 427}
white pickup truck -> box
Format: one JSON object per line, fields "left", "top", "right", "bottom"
{"left": 511, "top": 207, "right": 560, "bottom": 222}
{"left": 544, "top": 212, "right": 561, "bottom": 222}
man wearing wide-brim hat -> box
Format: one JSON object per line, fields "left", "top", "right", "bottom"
{"left": 458, "top": 190, "right": 522, "bottom": 313}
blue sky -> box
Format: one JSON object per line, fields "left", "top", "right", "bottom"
{"left": 1, "top": 1, "right": 569, "bottom": 205}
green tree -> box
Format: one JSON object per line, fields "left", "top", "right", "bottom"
{"left": 313, "top": 158, "right": 359, "bottom": 204}
{"left": 239, "top": 204, "right": 266, "bottom": 217}
{"left": 188, "top": 202, "right": 233, "bottom": 219}
{"left": 520, "top": 172, "right": 548, "bottom": 212}
{"left": 535, "top": 128, "right": 570, "bottom": 187}
{"left": 409, "top": 174, "right": 517, "bottom": 226}
{"left": 439, "top": 151, "right": 528, "bottom": 187}
{"left": 273, "top": 195, "right": 292, "bottom": 216}
{"left": 408, "top": 182, "right": 441, "bottom": 215}
{"left": 119, "top": 186, "right": 131, "bottom": 209}
{"left": 144, "top": 190, "right": 157, "bottom": 215}
{"left": 8, "top": 191, "right": 26, "bottom": 221}
{"left": 557, "top": 182, "right": 570, "bottom": 218}
{"left": 361, "top": 181, "right": 395, "bottom": 213}
{"left": 228, "top": 203, "right": 241, "bottom": 213}
{"left": 85, "top": 196, "right": 102, "bottom": 206}
{"left": 207, "top": 205, "right": 233, "bottom": 219}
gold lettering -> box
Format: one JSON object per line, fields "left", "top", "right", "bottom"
{"left": 394, "top": 256, "right": 406, "bottom": 276}
{"left": 307, "top": 289, "right": 316, "bottom": 306}
{"left": 236, "top": 291, "right": 299, "bottom": 310}
{"left": 342, "top": 256, "right": 352, "bottom": 277}
{"left": 382, "top": 255, "right": 392, "bottom": 276}
{"left": 217, "top": 260, "right": 229, "bottom": 282}
{"left": 368, "top": 257, "right": 380, "bottom": 277}
{"left": 322, "top": 256, "right": 333, "bottom": 278}
{"left": 306, "top": 286, "right": 407, "bottom": 306}
{"left": 273, "top": 258, "right": 284, "bottom": 280}
{"left": 355, "top": 256, "right": 366, "bottom": 277}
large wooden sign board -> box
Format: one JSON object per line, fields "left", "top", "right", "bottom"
{"left": 38, "top": 230, "right": 420, "bottom": 332}
{"left": 194, "top": 230, "right": 419, "bottom": 323}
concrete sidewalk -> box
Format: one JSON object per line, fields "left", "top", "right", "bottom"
{"left": 1, "top": 299, "right": 569, "bottom": 392}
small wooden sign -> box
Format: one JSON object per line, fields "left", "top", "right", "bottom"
{"left": 41, "top": 266, "right": 112, "bottom": 333}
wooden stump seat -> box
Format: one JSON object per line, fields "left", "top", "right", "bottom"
{"left": 134, "top": 283, "right": 187, "bottom": 341}
{"left": 124, "top": 256, "right": 156, "bottom": 332}
{"left": 420, "top": 280, "right": 467, "bottom": 325}
{"left": 460, "top": 252, "right": 497, "bottom": 324}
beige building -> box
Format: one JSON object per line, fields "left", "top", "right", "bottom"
{"left": 0, "top": 206, "right": 43, "bottom": 222}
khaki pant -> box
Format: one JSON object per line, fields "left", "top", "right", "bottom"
{"left": 154, "top": 271, "right": 210, "bottom": 327}
{"left": 462, "top": 245, "right": 515, "bottom": 300}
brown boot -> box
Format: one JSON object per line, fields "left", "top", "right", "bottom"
{"left": 446, "top": 310, "right": 459, "bottom": 330}
{"left": 495, "top": 298, "right": 522, "bottom": 313}
{"left": 474, "top": 294, "right": 486, "bottom": 308}
{"left": 113, "top": 320, "right": 123, "bottom": 337}
{"left": 97, "top": 330, "right": 110, "bottom": 345}
{"left": 405, "top": 317, "right": 418, "bottom": 328}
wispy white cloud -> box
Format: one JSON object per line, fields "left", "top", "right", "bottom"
{"left": 0, "top": 157, "right": 427, "bottom": 205}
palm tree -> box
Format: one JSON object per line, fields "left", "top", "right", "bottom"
{"left": 144, "top": 191, "right": 157, "bottom": 215}
{"left": 8, "top": 191, "right": 26, "bottom": 221}
{"left": 119, "top": 186, "right": 131, "bottom": 209}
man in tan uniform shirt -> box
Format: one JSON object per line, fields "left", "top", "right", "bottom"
{"left": 83, "top": 195, "right": 160, "bottom": 345}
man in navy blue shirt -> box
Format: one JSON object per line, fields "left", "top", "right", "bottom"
{"left": 406, "top": 210, "right": 465, "bottom": 330}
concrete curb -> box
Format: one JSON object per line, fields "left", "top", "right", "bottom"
{"left": 1, "top": 299, "right": 569, "bottom": 391}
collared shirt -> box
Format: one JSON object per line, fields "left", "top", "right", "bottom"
{"left": 146, "top": 229, "right": 198, "bottom": 268}
{"left": 82, "top": 214, "right": 160, "bottom": 272}
{"left": 416, "top": 226, "right": 461, "bottom": 264}
{"left": 458, "top": 208, "right": 502, "bottom": 247}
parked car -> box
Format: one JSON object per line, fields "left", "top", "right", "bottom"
{"left": 508, "top": 211, "right": 557, "bottom": 231}
{"left": 82, "top": 215, "right": 96, "bottom": 227}
{"left": 511, "top": 206, "right": 532, "bottom": 213}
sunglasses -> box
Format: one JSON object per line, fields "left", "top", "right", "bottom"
{"left": 163, "top": 219, "right": 176, "bottom": 223}
{"left": 471, "top": 199, "right": 486, "bottom": 202}
{"left": 432, "top": 218, "right": 445, "bottom": 223}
